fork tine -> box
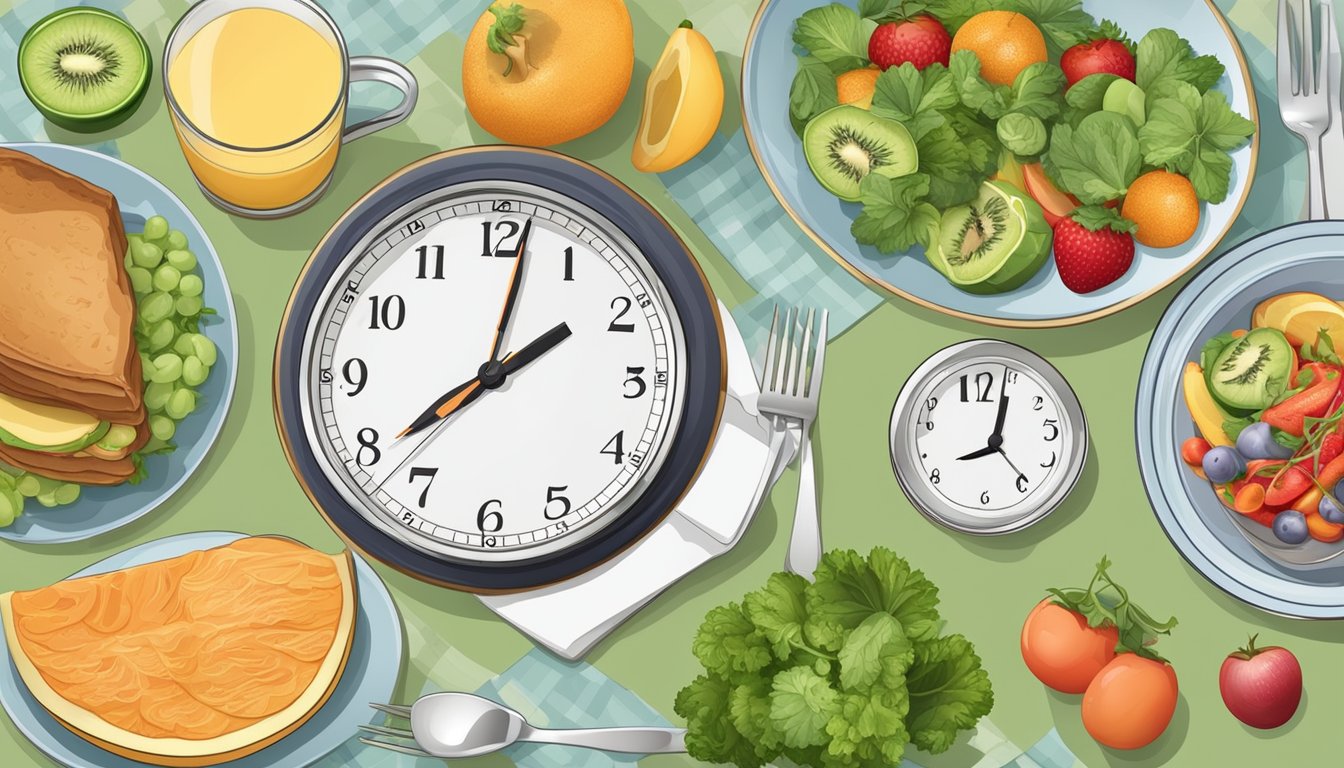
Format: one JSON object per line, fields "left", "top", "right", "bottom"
{"left": 1302, "top": 0, "right": 1316, "bottom": 93}
{"left": 358, "top": 737, "right": 434, "bottom": 758}
{"left": 760, "top": 306, "right": 780, "bottom": 391}
{"left": 772, "top": 307, "right": 795, "bottom": 394}
{"left": 807, "top": 310, "right": 829, "bottom": 399}
{"left": 358, "top": 723, "right": 415, "bottom": 739}
{"left": 785, "top": 307, "right": 803, "bottom": 394}
{"left": 794, "top": 308, "right": 815, "bottom": 396}
{"left": 368, "top": 702, "right": 412, "bottom": 719}
{"left": 1319, "top": 2, "right": 1333, "bottom": 94}
{"left": 1281, "top": 0, "right": 1297, "bottom": 95}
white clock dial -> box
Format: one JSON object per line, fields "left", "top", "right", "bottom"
{"left": 890, "top": 340, "right": 1087, "bottom": 535}
{"left": 298, "top": 184, "right": 686, "bottom": 562}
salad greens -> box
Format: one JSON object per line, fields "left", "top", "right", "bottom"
{"left": 675, "top": 548, "right": 993, "bottom": 768}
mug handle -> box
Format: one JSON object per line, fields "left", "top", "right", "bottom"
{"left": 343, "top": 56, "right": 419, "bottom": 144}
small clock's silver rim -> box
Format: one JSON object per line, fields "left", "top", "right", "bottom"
{"left": 297, "top": 181, "right": 688, "bottom": 563}
{"left": 888, "top": 339, "right": 1088, "bottom": 536}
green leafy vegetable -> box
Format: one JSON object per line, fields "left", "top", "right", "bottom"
{"left": 998, "top": 112, "right": 1047, "bottom": 156}
{"left": 871, "top": 63, "right": 959, "bottom": 140}
{"left": 1135, "top": 27, "right": 1225, "bottom": 94}
{"left": 926, "top": 0, "right": 992, "bottom": 32}
{"left": 1070, "top": 204, "right": 1137, "bottom": 234}
{"left": 1063, "top": 72, "right": 1120, "bottom": 116}
{"left": 1200, "top": 331, "right": 1239, "bottom": 373}
{"left": 1046, "top": 556, "right": 1178, "bottom": 661}
{"left": 851, "top": 173, "right": 942, "bottom": 253}
{"left": 1042, "top": 111, "right": 1142, "bottom": 203}
{"left": 917, "top": 123, "right": 984, "bottom": 207}
{"left": 675, "top": 548, "right": 992, "bottom": 768}
{"left": 1139, "top": 81, "right": 1256, "bottom": 202}
{"left": 948, "top": 52, "right": 1064, "bottom": 122}
{"left": 790, "top": 55, "right": 840, "bottom": 137}
{"left": 1007, "top": 0, "right": 1095, "bottom": 56}
{"left": 1301, "top": 330, "right": 1344, "bottom": 366}
{"left": 793, "top": 4, "right": 873, "bottom": 73}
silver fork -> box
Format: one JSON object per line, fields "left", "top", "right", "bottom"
{"left": 756, "top": 306, "right": 829, "bottom": 578}
{"left": 1281, "top": 0, "right": 1333, "bottom": 220}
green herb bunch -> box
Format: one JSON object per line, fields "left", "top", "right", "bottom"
{"left": 674, "top": 548, "right": 993, "bottom": 768}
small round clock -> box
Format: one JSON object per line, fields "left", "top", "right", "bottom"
{"left": 889, "top": 339, "right": 1087, "bottom": 535}
{"left": 275, "top": 147, "right": 724, "bottom": 593}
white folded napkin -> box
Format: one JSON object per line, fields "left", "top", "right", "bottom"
{"left": 480, "top": 304, "right": 794, "bottom": 660}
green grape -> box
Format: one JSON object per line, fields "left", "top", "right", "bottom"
{"left": 139, "top": 291, "right": 174, "bottom": 324}
{"left": 166, "top": 230, "right": 189, "bottom": 251}
{"left": 145, "top": 380, "right": 174, "bottom": 411}
{"left": 35, "top": 491, "right": 58, "bottom": 508}
{"left": 182, "top": 355, "right": 208, "bottom": 387}
{"left": 150, "top": 415, "right": 176, "bottom": 442}
{"left": 131, "top": 241, "right": 163, "bottom": 269}
{"left": 53, "top": 484, "right": 80, "bottom": 505}
{"left": 16, "top": 475, "right": 41, "bottom": 497}
{"left": 166, "top": 249, "right": 197, "bottom": 272}
{"left": 176, "top": 295, "right": 203, "bottom": 316}
{"left": 0, "top": 492, "right": 17, "bottom": 526}
{"left": 128, "top": 266, "right": 153, "bottom": 294}
{"left": 143, "top": 215, "right": 169, "bottom": 242}
{"left": 191, "top": 335, "right": 218, "bottom": 367}
{"left": 166, "top": 388, "right": 197, "bottom": 420}
{"left": 153, "top": 264, "right": 182, "bottom": 292}
{"left": 146, "top": 319, "right": 176, "bottom": 352}
{"left": 174, "top": 334, "right": 196, "bottom": 357}
{"left": 150, "top": 353, "right": 184, "bottom": 384}
{"left": 178, "top": 274, "right": 204, "bottom": 298}
{"left": 100, "top": 424, "right": 139, "bottom": 450}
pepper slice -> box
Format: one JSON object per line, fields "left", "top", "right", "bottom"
{"left": 1262, "top": 364, "right": 1342, "bottom": 437}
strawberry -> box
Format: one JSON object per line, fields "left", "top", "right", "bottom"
{"left": 1061, "top": 32, "right": 1136, "bottom": 86}
{"left": 868, "top": 15, "right": 951, "bottom": 71}
{"left": 1052, "top": 207, "right": 1138, "bottom": 294}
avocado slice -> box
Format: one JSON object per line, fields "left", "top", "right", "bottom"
{"left": 0, "top": 392, "right": 109, "bottom": 453}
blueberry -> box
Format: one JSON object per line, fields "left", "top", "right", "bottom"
{"left": 1235, "top": 422, "right": 1295, "bottom": 460}
{"left": 1202, "top": 446, "right": 1247, "bottom": 484}
{"left": 1320, "top": 494, "right": 1344, "bottom": 525}
{"left": 1273, "top": 510, "right": 1310, "bottom": 545}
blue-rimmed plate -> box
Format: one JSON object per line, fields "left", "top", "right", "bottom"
{"left": 1137, "top": 222, "right": 1344, "bottom": 618}
{"left": 742, "top": 0, "right": 1258, "bottom": 327}
{"left": 0, "top": 531, "right": 402, "bottom": 767}
{"left": 0, "top": 143, "right": 237, "bottom": 544}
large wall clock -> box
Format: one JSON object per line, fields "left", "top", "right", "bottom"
{"left": 275, "top": 147, "right": 725, "bottom": 593}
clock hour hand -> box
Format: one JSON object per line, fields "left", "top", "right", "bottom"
{"left": 500, "top": 321, "right": 572, "bottom": 375}
{"left": 488, "top": 217, "right": 534, "bottom": 363}
{"left": 956, "top": 445, "right": 998, "bottom": 461}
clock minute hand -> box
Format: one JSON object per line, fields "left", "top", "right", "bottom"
{"left": 488, "top": 217, "right": 534, "bottom": 363}
{"left": 397, "top": 376, "right": 486, "bottom": 439}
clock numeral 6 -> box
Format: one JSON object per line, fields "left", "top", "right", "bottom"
{"left": 478, "top": 499, "right": 504, "bottom": 534}
{"left": 980, "top": 490, "right": 990, "bottom": 505}
{"left": 601, "top": 431, "right": 625, "bottom": 464}
{"left": 544, "top": 485, "right": 571, "bottom": 520}
{"left": 408, "top": 467, "right": 438, "bottom": 508}
{"left": 609, "top": 297, "right": 636, "bottom": 333}
{"left": 367, "top": 295, "right": 405, "bottom": 331}
{"left": 355, "top": 428, "right": 381, "bottom": 467}
{"left": 1016, "top": 475, "right": 1029, "bottom": 493}
{"left": 623, "top": 366, "right": 647, "bottom": 398}
{"left": 1043, "top": 418, "right": 1060, "bottom": 442}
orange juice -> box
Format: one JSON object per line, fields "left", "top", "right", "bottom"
{"left": 167, "top": 7, "right": 344, "bottom": 211}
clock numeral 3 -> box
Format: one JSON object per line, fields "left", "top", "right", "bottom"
{"left": 355, "top": 428, "right": 381, "bottom": 467}
{"left": 1043, "top": 418, "right": 1060, "bottom": 442}
{"left": 623, "top": 366, "right": 647, "bottom": 398}
{"left": 408, "top": 467, "right": 438, "bottom": 508}
{"left": 608, "top": 297, "right": 636, "bottom": 333}
{"left": 415, "top": 245, "right": 445, "bottom": 279}
{"left": 960, "top": 372, "right": 994, "bottom": 403}
{"left": 544, "top": 485, "right": 571, "bottom": 520}
{"left": 478, "top": 499, "right": 504, "bottom": 534}
{"left": 367, "top": 295, "right": 405, "bottom": 330}
{"left": 342, "top": 358, "right": 367, "bottom": 397}
{"left": 601, "top": 431, "right": 625, "bottom": 464}
{"left": 482, "top": 220, "right": 522, "bottom": 257}
{"left": 1041, "top": 451, "right": 1056, "bottom": 468}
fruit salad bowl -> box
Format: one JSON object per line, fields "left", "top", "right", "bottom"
{"left": 1138, "top": 223, "right": 1344, "bottom": 619}
{"left": 742, "top": 0, "right": 1258, "bottom": 327}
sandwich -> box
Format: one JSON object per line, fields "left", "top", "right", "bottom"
{"left": 0, "top": 148, "right": 149, "bottom": 484}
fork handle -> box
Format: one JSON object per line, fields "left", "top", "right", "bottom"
{"left": 785, "top": 421, "right": 821, "bottom": 578}
{"left": 520, "top": 725, "right": 687, "bottom": 754}
{"left": 1307, "top": 134, "right": 1329, "bottom": 220}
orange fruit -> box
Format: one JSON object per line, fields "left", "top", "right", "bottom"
{"left": 836, "top": 67, "right": 880, "bottom": 109}
{"left": 951, "top": 11, "right": 1047, "bottom": 86}
{"left": 1122, "top": 170, "right": 1200, "bottom": 248}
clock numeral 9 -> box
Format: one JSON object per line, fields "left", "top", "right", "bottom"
{"left": 1043, "top": 418, "right": 1060, "bottom": 442}
{"left": 478, "top": 499, "right": 504, "bottom": 535}
{"left": 601, "top": 431, "right": 625, "bottom": 464}
{"left": 343, "top": 358, "right": 367, "bottom": 396}
{"left": 482, "top": 220, "right": 522, "bottom": 257}
{"left": 355, "top": 428, "right": 381, "bottom": 467}
{"left": 959, "top": 372, "right": 994, "bottom": 403}
{"left": 408, "top": 467, "right": 438, "bottom": 508}
{"left": 415, "top": 245, "right": 445, "bottom": 280}
{"left": 608, "top": 297, "right": 636, "bottom": 333}
{"left": 367, "top": 295, "right": 405, "bottom": 331}
{"left": 545, "top": 485, "right": 571, "bottom": 520}
{"left": 624, "top": 367, "right": 647, "bottom": 398}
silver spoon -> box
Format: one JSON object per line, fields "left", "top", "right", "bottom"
{"left": 359, "top": 692, "right": 687, "bottom": 759}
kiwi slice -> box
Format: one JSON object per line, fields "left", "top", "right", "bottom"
{"left": 803, "top": 105, "right": 918, "bottom": 202}
{"left": 18, "top": 7, "right": 151, "bottom": 132}
{"left": 1205, "top": 328, "right": 1295, "bottom": 412}
{"left": 928, "top": 181, "right": 1053, "bottom": 294}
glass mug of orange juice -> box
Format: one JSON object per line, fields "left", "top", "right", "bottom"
{"left": 164, "top": 0, "right": 417, "bottom": 217}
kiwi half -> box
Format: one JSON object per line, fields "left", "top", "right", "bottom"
{"left": 928, "top": 181, "right": 1053, "bottom": 294}
{"left": 18, "top": 7, "right": 151, "bottom": 132}
{"left": 803, "top": 105, "right": 918, "bottom": 202}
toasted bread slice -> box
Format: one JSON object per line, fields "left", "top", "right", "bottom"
{"left": 0, "top": 420, "right": 149, "bottom": 485}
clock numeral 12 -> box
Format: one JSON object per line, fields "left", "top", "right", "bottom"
{"left": 959, "top": 372, "right": 993, "bottom": 402}
{"left": 368, "top": 295, "right": 405, "bottom": 330}
{"left": 408, "top": 467, "right": 438, "bottom": 508}
{"left": 482, "top": 220, "right": 521, "bottom": 257}
{"left": 415, "top": 245, "right": 445, "bottom": 279}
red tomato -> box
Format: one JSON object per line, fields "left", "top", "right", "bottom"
{"left": 1082, "top": 654, "right": 1179, "bottom": 750}
{"left": 1180, "top": 437, "right": 1211, "bottom": 467}
{"left": 1021, "top": 599, "right": 1118, "bottom": 694}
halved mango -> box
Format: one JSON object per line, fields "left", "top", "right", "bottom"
{"left": 631, "top": 20, "right": 723, "bottom": 173}
{"left": 1182, "top": 362, "right": 1233, "bottom": 447}
{"left": 1252, "top": 292, "right": 1344, "bottom": 352}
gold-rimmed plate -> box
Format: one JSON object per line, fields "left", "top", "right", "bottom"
{"left": 742, "top": 0, "right": 1258, "bottom": 328}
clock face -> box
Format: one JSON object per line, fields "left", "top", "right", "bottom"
{"left": 890, "top": 341, "right": 1087, "bottom": 534}
{"left": 297, "top": 182, "right": 688, "bottom": 563}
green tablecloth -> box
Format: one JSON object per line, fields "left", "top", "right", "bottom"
{"left": 0, "top": 1, "right": 1339, "bottom": 767}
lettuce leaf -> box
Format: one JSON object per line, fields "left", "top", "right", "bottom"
{"left": 851, "top": 173, "right": 942, "bottom": 253}
{"left": 1136, "top": 28, "right": 1225, "bottom": 94}
{"left": 1138, "top": 81, "right": 1255, "bottom": 203}
{"left": 793, "top": 4, "right": 874, "bottom": 73}
{"left": 1042, "top": 111, "right": 1143, "bottom": 203}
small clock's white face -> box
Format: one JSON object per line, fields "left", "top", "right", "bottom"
{"left": 299, "top": 184, "right": 686, "bottom": 562}
{"left": 908, "top": 359, "right": 1069, "bottom": 521}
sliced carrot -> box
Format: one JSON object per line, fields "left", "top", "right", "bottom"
{"left": 1230, "top": 329, "right": 1248, "bottom": 338}
{"left": 1234, "top": 484, "right": 1265, "bottom": 514}
{"left": 1307, "top": 511, "right": 1344, "bottom": 543}
{"left": 1317, "top": 454, "right": 1344, "bottom": 490}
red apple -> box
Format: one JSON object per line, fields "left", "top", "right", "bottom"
{"left": 1021, "top": 162, "right": 1081, "bottom": 226}
{"left": 1218, "top": 635, "right": 1303, "bottom": 729}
